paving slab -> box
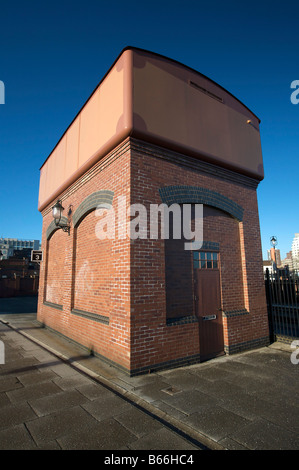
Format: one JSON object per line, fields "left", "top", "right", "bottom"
{"left": 158, "top": 389, "right": 218, "bottom": 415}
{"left": 114, "top": 406, "right": 163, "bottom": 438}
{"left": 82, "top": 394, "right": 134, "bottom": 422}
{"left": 181, "top": 404, "right": 250, "bottom": 442}
{"left": 57, "top": 417, "right": 137, "bottom": 451}
{"left": 6, "top": 380, "right": 62, "bottom": 404}
{"left": 0, "top": 402, "right": 37, "bottom": 429}
{"left": 129, "top": 427, "right": 199, "bottom": 451}
{"left": 29, "top": 389, "right": 89, "bottom": 417}
{"left": 0, "top": 424, "right": 37, "bottom": 450}
{"left": 26, "top": 406, "right": 100, "bottom": 445}
{"left": 228, "top": 418, "right": 299, "bottom": 450}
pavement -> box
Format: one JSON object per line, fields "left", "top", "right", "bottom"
{"left": 0, "top": 297, "right": 298, "bottom": 451}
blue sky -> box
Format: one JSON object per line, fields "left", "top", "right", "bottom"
{"left": 0, "top": 0, "right": 298, "bottom": 259}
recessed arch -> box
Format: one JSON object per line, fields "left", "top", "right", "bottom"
{"left": 159, "top": 185, "right": 244, "bottom": 222}
{"left": 46, "top": 217, "right": 69, "bottom": 240}
{"left": 72, "top": 190, "right": 114, "bottom": 228}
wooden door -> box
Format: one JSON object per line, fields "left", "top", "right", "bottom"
{"left": 193, "top": 251, "right": 224, "bottom": 360}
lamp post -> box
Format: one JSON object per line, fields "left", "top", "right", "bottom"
{"left": 270, "top": 236, "right": 278, "bottom": 273}
{"left": 270, "top": 236, "right": 278, "bottom": 248}
{"left": 52, "top": 200, "right": 70, "bottom": 234}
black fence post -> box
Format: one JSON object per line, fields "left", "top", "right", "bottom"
{"left": 265, "top": 268, "right": 275, "bottom": 343}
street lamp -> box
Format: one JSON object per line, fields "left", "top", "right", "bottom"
{"left": 270, "top": 236, "right": 278, "bottom": 273}
{"left": 52, "top": 200, "right": 70, "bottom": 234}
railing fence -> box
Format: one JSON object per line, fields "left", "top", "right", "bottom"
{"left": 265, "top": 268, "right": 299, "bottom": 343}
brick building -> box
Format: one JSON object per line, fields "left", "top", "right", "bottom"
{"left": 37, "top": 47, "right": 269, "bottom": 375}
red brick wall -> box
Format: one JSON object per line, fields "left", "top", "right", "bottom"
{"left": 73, "top": 211, "right": 112, "bottom": 316}
{"left": 129, "top": 140, "right": 269, "bottom": 371}
{"left": 44, "top": 229, "right": 66, "bottom": 306}
{"left": 37, "top": 137, "right": 269, "bottom": 375}
{"left": 38, "top": 140, "right": 132, "bottom": 371}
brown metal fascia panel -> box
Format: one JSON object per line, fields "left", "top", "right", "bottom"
{"left": 123, "top": 48, "right": 134, "bottom": 134}
{"left": 38, "top": 49, "right": 134, "bottom": 212}
{"left": 130, "top": 127, "right": 263, "bottom": 182}
{"left": 40, "top": 47, "right": 133, "bottom": 171}
{"left": 40, "top": 46, "right": 259, "bottom": 172}
{"left": 126, "top": 46, "right": 261, "bottom": 123}
{"left": 130, "top": 47, "right": 263, "bottom": 181}
{"left": 38, "top": 127, "right": 131, "bottom": 213}
{"left": 38, "top": 47, "right": 263, "bottom": 212}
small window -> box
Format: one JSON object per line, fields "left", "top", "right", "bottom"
{"left": 212, "top": 252, "right": 218, "bottom": 269}
{"left": 193, "top": 251, "right": 199, "bottom": 269}
{"left": 193, "top": 251, "right": 219, "bottom": 269}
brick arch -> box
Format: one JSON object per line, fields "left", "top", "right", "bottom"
{"left": 72, "top": 190, "right": 114, "bottom": 228}
{"left": 158, "top": 185, "right": 244, "bottom": 222}
{"left": 46, "top": 217, "right": 69, "bottom": 240}
{"left": 44, "top": 223, "right": 66, "bottom": 307}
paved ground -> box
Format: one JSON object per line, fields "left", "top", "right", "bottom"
{"left": 0, "top": 297, "right": 298, "bottom": 451}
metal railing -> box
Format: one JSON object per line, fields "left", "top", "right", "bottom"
{"left": 265, "top": 268, "right": 299, "bottom": 342}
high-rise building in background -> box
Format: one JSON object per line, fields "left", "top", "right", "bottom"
{"left": 280, "top": 251, "right": 294, "bottom": 271}
{"left": 0, "top": 238, "right": 40, "bottom": 259}
{"left": 291, "top": 233, "right": 299, "bottom": 270}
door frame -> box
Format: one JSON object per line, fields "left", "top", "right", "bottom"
{"left": 193, "top": 250, "right": 225, "bottom": 361}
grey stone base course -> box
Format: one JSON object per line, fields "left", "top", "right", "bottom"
{"left": 224, "top": 336, "right": 270, "bottom": 355}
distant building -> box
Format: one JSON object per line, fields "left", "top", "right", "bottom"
{"left": 0, "top": 238, "right": 40, "bottom": 260}
{"left": 0, "top": 257, "right": 39, "bottom": 279}
{"left": 291, "top": 233, "right": 299, "bottom": 270}
{"left": 0, "top": 255, "right": 40, "bottom": 297}
{"left": 280, "top": 251, "right": 293, "bottom": 271}
{"left": 0, "top": 242, "right": 40, "bottom": 297}
{"left": 263, "top": 260, "right": 274, "bottom": 274}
